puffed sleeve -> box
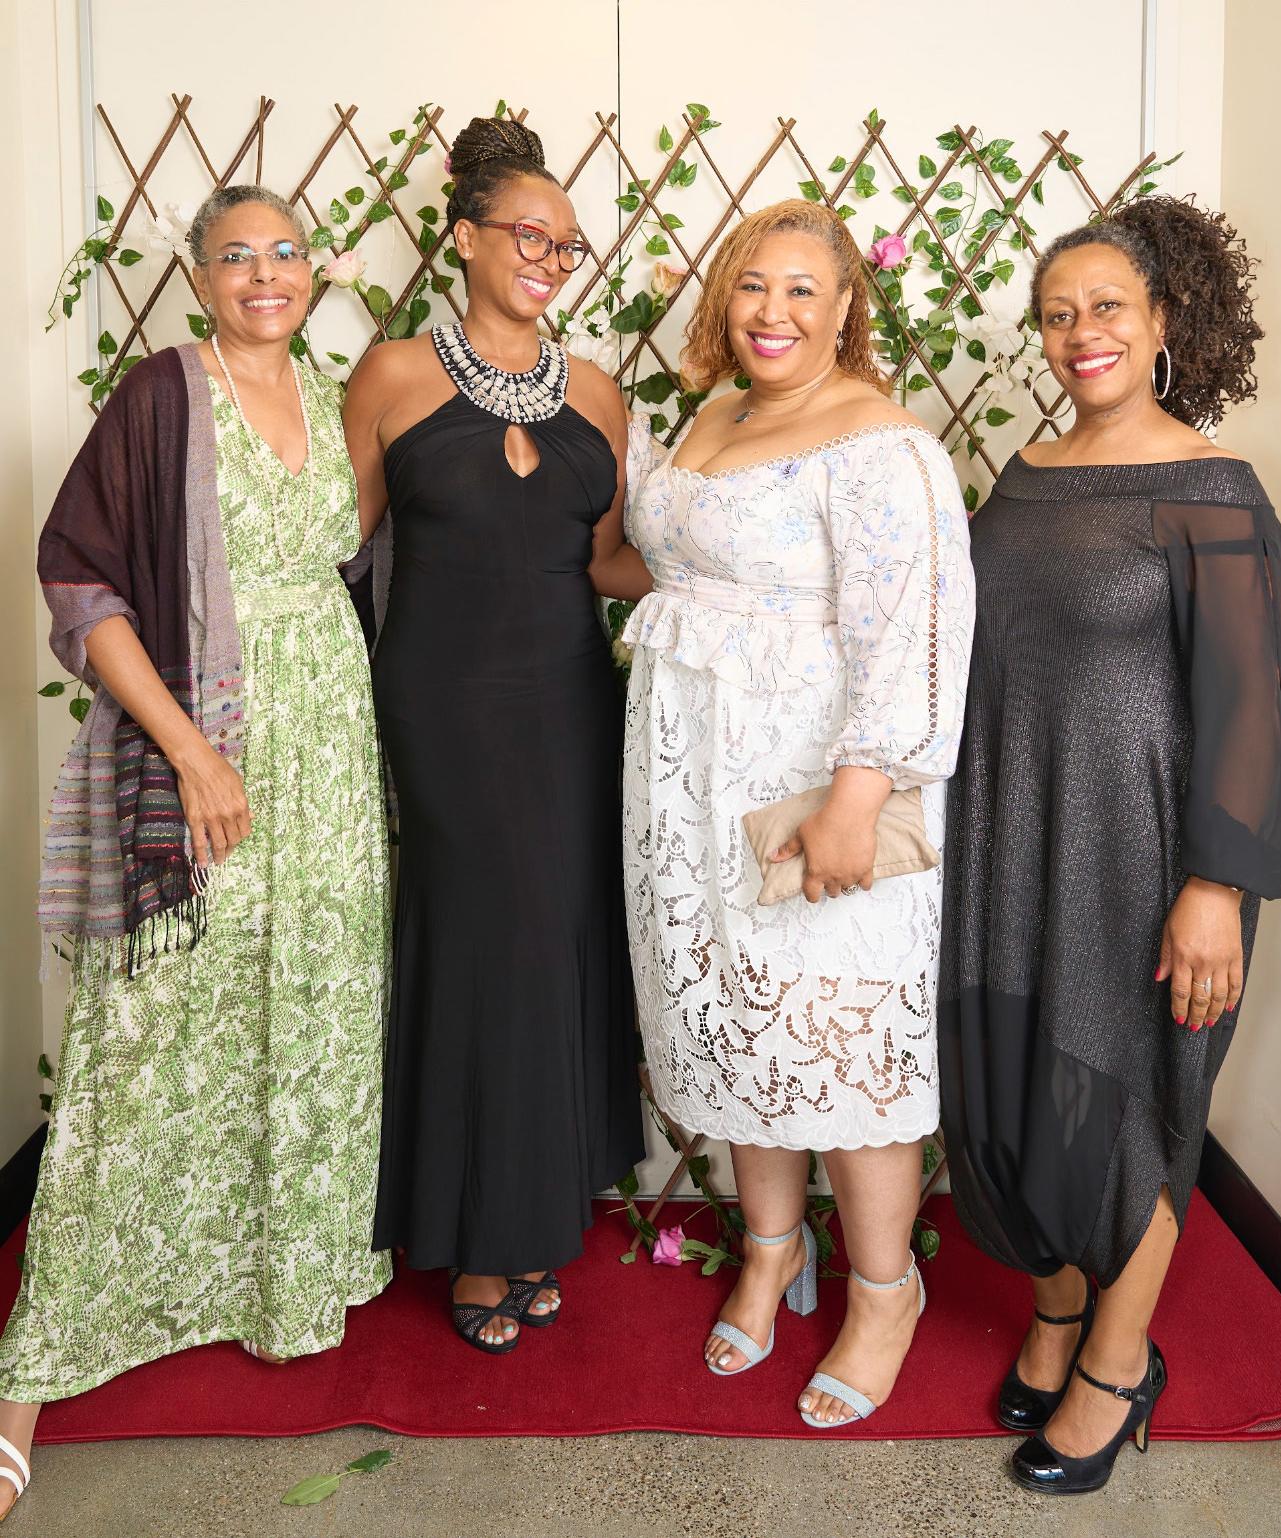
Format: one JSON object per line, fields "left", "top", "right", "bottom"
{"left": 623, "top": 411, "right": 671, "bottom": 537}
{"left": 820, "top": 429, "right": 975, "bottom": 787}
{"left": 1154, "top": 489, "right": 1281, "bottom": 897}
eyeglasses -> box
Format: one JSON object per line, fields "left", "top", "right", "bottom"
{"left": 472, "top": 220, "right": 588, "bottom": 272}
{"left": 214, "top": 241, "right": 309, "bottom": 268}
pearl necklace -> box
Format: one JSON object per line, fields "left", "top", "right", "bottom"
{"left": 211, "top": 333, "right": 318, "bottom": 572}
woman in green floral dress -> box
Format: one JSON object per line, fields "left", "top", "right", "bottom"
{"left": 0, "top": 187, "right": 389, "bottom": 1521}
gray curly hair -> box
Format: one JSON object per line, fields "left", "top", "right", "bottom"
{"left": 187, "top": 185, "right": 308, "bottom": 265}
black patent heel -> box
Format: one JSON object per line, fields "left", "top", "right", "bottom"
{"left": 997, "top": 1283, "right": 1096, "bottom": 1432}
{"left": 1011, "top": 1339, "right": 1168, "bottom": 1496}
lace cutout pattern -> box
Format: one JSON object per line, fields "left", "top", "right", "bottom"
{"left": 622, "top": 426, "right": 975, "bottom": 1149}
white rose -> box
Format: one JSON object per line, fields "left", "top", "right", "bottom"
{"left": 564, "top": 327, "right": 621, "bottom": 374}
{"left": 1007, "top": 357, "right": 1034, "bottom": 384}
{"left": 986, "top": 371, "right": 1015, "bottom": 396}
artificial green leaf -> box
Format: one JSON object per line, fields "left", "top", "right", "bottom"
{"left": 798, "top": 180, "right": 823, "bottom": 203}
{"left": 828, "top": 155, "right": 848, "bottom": 174}
{"left": 836, "top": 204, "right": 856, "bottom": 221}
{"left": 959, "top": 294, "right": 983, "bottom": 319}
{"left": 417, "top": 205, "right": 440, "bottom": 225}
{"left": 661, "top": 213, "right": 684, "bottom": 229}
{"left": 616, "top": 1168, "right": 640, "bottom": 1198}
{"left": 645, "top": 233, "right": 670, "bottom": 256}
{"left": 76, "top": 369, "right": 99, "bottom": 387}
{"left": 327, "top": 352, "right": 350, "bottom": 367}
{"left": 676, "top": 162, "right": 697, "bottom": 189}
{"left": 936, "top": 130, "right": 964, "bottom": 151}
{"left": 867, "top": 107, "right": 880, "bottom": 126}
{"left": 281, "top": 1474, "right": 342, "bottom": 1507}
{"left": 930, "top": 349, "right": 953, "bottom": 370}
{"left": 916, "top": 1224, "right": 941, "bottom": 1262}
{"left": 985, "top": 406, "right": 1015, "bottom": 426}
{"left": 309, "top": 228, "right": 334, "bottom": 249}
{"left": 387, "top": 170, "right": 409, "bottom": 193}
{"left": 494, "top": 98, "right": 507, "bottom": 118}
{"left": 616, "top": 194, "right": 641, "bottom": 212}
{"left": 119, "top": 355, "right": 142, "bottom": 374}
{"left": 96, "top": 330, "right": 116, "bottom": 356}
{"left": 96, "top": 194, "right": 114, "bottom": 223}
{"left": 907, "top": 374, "right": 931, "bottom": 391}
{"left": 38, "top": 681, "right": 66, "bottom": 697}
{"left": 366, "top": 284, "right": 393, "bottom": 317}
{"left": 443, "top": 247, "right": 462, "bottom": 268}
{"left": 429, "top": 274, "right": 454, "bottom": 293}
{"left": 38, "top": 1053, "right": 54, "bottom": 1077}
{"left": 966, "top": 434, "right": 983, "bottom": 458}
{"left": 347, "top": 1450, "right": 393, "bottom": 1474}
{"left": 986, "top": 137, "right": 1014, "bottom": 159}
{"left": 939, "top": 181, "right": 963, "bottom": 201}
{"left": 633, "top": 371, "right": 676, "bottom": 405}
{"left": 389, "top": 128, "right": 407, "bottom": 145}
{"left": 39, "top": 1093, "right": 52, "bottom": 1112}
{"left": 891, "top": 185, "right": 917, "bottom": 204}
{"left": 649, "top": 412, "right": 670, "bottom": 434}
{"left": 329, "top": 198, "right": 350, "bottom": 226}
{"left": 922, "top": 1140, "right": 941, "bottom": 1176}
{"left": 992, "top": 258, "right": 1016, "bottom": 285}
{"left": 963, "top": 484, "right": 979, "bottom": 514}
{"left": 115, "top": 248, "right": 143, "bottom": 267}
{"left": 659, "top": 125, "right": 674, "bottom": 153}
{"left": 967, "top": 338, "right": 987, "bottom": 362}
{"left": 367, "top": 202, "right": 393, "bottom": 224}
{"left": 345, "top": 186, "right": 366, "bottom": 206}
{"left": 919, "top": 154, "right": 937, "bottom": 179}
{"left": 386, "top": 309, "right": 412, "bottom": 339}
{"left": 687, "top": 1152, "right": 712, "bottom": 1181}
{"left": 409, "top": 297, "right": 431, "bottom": 329}
{"left": 288, "top": 335, "right": 307, "bottom": 359}
{"left": 619, "top": 1250, "right": 636, "bottom": 1264}
{"left": 70, "top": 696, "right": 91, "bottom": 722}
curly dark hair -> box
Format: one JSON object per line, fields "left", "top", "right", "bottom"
{"left": 1031, "top": 195, "right": 1262, "bottom": 429}
{"left": 445, "top": 116, "right": 559, "bottom": 236}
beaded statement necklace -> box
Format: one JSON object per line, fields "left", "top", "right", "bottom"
{"left": 210, "top": 333, "right": 319, "bottom": 573}
{"left": 432, "top": 322, "right": 567, "bottom": 424}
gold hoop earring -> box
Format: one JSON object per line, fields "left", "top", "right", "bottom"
{"left": 1152, "top": 343, "right": 1172, "bottom": 402}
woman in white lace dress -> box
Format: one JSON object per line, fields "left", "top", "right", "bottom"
{"left": 623, "top": 202, "right": 974, "bottom": 1428}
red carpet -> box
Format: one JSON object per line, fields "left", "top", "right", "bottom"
{"left": 3, "top": 1191, "right": 1279, "bottom": 1445}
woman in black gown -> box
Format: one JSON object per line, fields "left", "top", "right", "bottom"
{"left": 344, "top": 117, "right": 648, "bottom": 1353}
{"left": 939, "top": 195, "right": 1280, "bottom": 1493}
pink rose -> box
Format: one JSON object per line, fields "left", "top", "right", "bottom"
{"left": 649, "top": 260, "right": 688, "bottom": 300}
{"left": 444, "top": 153, "right": 453, "bottom": 175}
{"left": 651, "top": 1225, "right": 686, "bottom": 1266}
{"left": 867, "top": 234, "right": 908, "bottom": 271}
{"left": 321, "top": 250, "right": 367, "bottom": 289}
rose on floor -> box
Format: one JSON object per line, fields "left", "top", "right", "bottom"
{"left": 651, "top": 1225, "right": 686, "bottom": 1265}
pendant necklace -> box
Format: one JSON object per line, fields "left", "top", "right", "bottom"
{"left": 734, "top": 360, "right": 840, "bottom": 424}
{"left": 211, "top": 332, "right": 318, "bottom": 572}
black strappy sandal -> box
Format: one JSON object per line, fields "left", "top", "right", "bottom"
{"left": 449, "top": 1270, "right": 522, "bottom": 1355}
{"left": 998, "top": 1282, "right": 1097, "bottom": 1431}
{"left": 506, "top": 1270, "right": 562, "bottom": 1329}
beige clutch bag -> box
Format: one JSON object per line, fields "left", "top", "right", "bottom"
{"left": 741, "top": 785, "right": 939, "bottom": 907}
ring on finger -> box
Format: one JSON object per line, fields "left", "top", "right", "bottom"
{"left": 841, "top": 884, "right": 858, "bottom": 896}
{"left": 1198, "top": 976, "right": 1213, "bottom": 994}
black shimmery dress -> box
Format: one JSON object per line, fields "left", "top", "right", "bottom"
{"left": 939, "top": 454, "right": 1281, "bottom": 1286}
{"left": 371, "top": 330, "right": 644, "bottom": 1276}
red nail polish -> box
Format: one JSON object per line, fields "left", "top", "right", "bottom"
{"left": 1191, "top": 1022, "right": 1202, "bottom": 1032}
{"left": 1175, "top": 1016, "right": 1186, "bottom": 1025}
{"left": 1154, "top": 968, "right": 1162, "bottom": 981}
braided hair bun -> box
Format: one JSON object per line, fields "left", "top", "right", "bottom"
{"left": 446, "top": 116, "right": 557, "bottom": 235}
{"left": 1032, "top": 194, "right": 1262, "bottom": 429}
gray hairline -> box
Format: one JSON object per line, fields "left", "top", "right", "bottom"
{"left": 187, "top": 185, "right": 308, "bottom": 265}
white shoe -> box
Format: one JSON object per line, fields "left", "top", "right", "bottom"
{"left": 0, "top": 1432, "right": 31, "bottom": 1524}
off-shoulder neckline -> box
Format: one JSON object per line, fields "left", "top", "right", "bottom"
{"left": 667, "top": 421, "right": 940, "bottom": 484}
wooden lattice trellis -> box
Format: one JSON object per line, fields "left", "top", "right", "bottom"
{"left": 74, "top": 95, "right": 1161, "bottom": 1227}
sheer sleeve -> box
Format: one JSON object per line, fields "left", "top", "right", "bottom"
{"left": 1154, "top": 492, "right": 1281, "bottom": 897}
{"left": 820, "top": 429, "right": 975, "bottom": 787}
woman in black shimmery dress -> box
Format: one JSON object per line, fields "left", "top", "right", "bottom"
{"left": 939, "top": 196, "right": 1280, "bottom": 1494}
{"left": 343, "top": 116, "right": 648, "bottom": 1355}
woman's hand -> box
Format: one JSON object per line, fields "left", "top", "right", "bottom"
{"left": 1155, "top": 877, "right": 1245, "bottom": 1030}
{"left": 173, "top": 740, "right": 252, "bottom": 867}
{"left": 769, "top": 766, "right": 892, "bottom": 904}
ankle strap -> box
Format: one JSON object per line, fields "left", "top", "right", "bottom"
{"left": 1075, "top": 1360, "right": 1150, "bottom": 1405}
{"left": 1035, "top": 1307, "right": 1087, "bottom": 1325}
{"left": 850, "top": 1255, "right": 916, "bottom": 1291}
{"left": 745, "top": 1223, "right": 802, "bottom": 1246}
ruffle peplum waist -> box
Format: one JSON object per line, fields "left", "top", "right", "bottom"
{"left": 623, "top": 571, "right": 843, "bottom": 695}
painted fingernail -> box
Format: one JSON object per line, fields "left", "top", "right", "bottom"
{"left": 1154, "top": 968, "right": 1162, "bottom": 981}
{"left": 1191, "top": 1022, "right": 1202, "bottom": 1033}
{"left": 1175, "top": 1016, "right": 1186, "bottom": 1025}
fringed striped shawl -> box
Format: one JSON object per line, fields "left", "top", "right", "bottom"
{"left": 37, "top": 344, "right": 245, "bottom": 969}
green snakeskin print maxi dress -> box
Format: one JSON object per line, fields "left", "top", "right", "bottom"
{"left": 0, "top": 368, "right": 391, "bottom": 1399}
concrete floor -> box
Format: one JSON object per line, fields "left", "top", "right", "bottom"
{"left": 4, "top": 1430, "right": 1278, "bottom": 1538}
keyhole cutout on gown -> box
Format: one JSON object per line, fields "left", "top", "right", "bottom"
{"left": 504, "top": 423, "right": 541, "bottom": 479}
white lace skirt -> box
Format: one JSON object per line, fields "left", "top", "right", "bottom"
{"left": 622, "top": 646, "right": 943, "bottom": 1151}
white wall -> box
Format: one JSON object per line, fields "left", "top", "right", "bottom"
{"left": 1208, "top": 0, "right": 1281, "bottom": 1214}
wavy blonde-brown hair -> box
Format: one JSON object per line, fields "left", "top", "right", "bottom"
{"left": 682, "top": 200, "right": 882, "bottom": 392}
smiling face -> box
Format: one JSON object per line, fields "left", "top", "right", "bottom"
{"left": 725, "top": 230, "right": 852, "bottom": 390}
{"left": 1038, "top": 242, "right": 1166, "bottom": 418}
{"left": 192, "top": 202, "right": 312, "bottom": 351}
{"left": 453, "top": 173, "right": 578, "bottom": 321}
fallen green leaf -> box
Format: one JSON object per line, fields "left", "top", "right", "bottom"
{"left": 281, "top": 1473, "right": 342, "bottom": 1507}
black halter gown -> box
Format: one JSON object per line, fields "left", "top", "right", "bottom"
{"left": 371, "top": 327, "right": 644, "bottom": 1276}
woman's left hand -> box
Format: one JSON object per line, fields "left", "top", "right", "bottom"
{"left": 1155, "top": 877, "right": 1245, "bottom": 1031}
{"left": 769, "top": 767, "right": 892, "bottom": 904}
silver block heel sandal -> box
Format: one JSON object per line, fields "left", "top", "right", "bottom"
{"left": 799, "top": 1253, "right": 925, "bottom": 1428}
{"left": 707, "top": 1221, "right": 818, "bottom": 1376}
